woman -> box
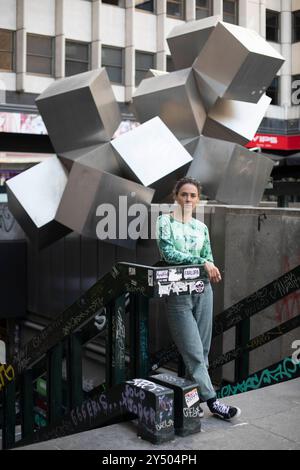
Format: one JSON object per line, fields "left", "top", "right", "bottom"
{"left": 156, "top": 177, "right": 241, "bottom": 421}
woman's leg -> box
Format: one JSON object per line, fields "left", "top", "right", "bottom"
{"left": 165, "top": 294, "right": 216, "bottom": 402}
{"left": 192, "top": 283, "right": 213, "bottom": 368}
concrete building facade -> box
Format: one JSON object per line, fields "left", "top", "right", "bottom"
{"left": 0, "top": 0, "right": 299, "bottom": 150}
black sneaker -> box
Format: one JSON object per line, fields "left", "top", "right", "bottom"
{"left": 208, "top": 399, "right": 241, "bottom": 421}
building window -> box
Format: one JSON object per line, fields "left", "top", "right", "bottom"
{"left": 266, "top": 10, "right": 280, "bottom": 42}
{"left": 102, "top": 46, "right": 123, "bottom": 84}
{"left": 65, "top": 41, "right": 90, "bottom": 77}
{"left": 223, "top": 0, "right": 238, "bottom": 24}
{"left": 135, "top": 51, "right": 154, "bottom": 86}
{"left": 167, "top": 1, "right": 185, "bottom": 20}
{"left": 266, "top": 76, "right": 279, "bottom": 105}
{"left": 292, "top": 11, "right": 300, "bottom": 43}
{"left": 167, "top": 56, "right": 175, "bottom": 72}
{"left": 27, "top": 34, "right": 54, "bottom": 76}
{"left": 0, "top": 29, "right": 14, "bottom": 72}
{"left": 102, "top": 0, "right": 125, "bottom": 6}
{"left": 135, "top": 1, "right": 155, "bottom": 12}
{"left": 196, "top": 0, "right": 212, "bottom": 20}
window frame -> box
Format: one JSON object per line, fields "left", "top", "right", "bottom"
{"left": 135, "top": 50, "right": 155, "bottom": 86}
{"left": 266, "top": 9, "right": 280, "bottom": 43}
{"left": 223, "top": 0, "right": 239, "bottom": 25}
{"left": 135, "top": 0, "right": 155, "bottom": 13}
{"left": 101, "top": 45, "right": 124, "bottom": 85}
{"left": 266, "top": 76, "right": 280, "bottom": 106}
{"left": 0, "top": 28, "right": 15, "bottom": 73}
{"left": 167, "top": 0, "right": 186, "bottom": 20}
{"left": 26, "top": 33, "right": 54, "bottom": 76}
{"left": 292, "top": 10, "right": 300, "bottom": 43}
{"left": 196, "top": 0, "right": 212, "bottom": 20}
{"left": 65, "top": 39, "right": 91, "bottom": 77}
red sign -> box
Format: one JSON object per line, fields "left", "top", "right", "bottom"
{"left": 246, "top": 134, "right": 300, "bottom": 150}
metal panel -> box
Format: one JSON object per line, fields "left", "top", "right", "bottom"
{"left": 56, "top": 163, "right": 155, "bottom": 249}
{"left": 167, "top": 15, "right": 221, "bottom": 70}
{"left": 36, "top": 69, "right": 121, "bottom": 154}
{"left": 145, "top": 69, "right": 169, "bottom": 78}
{"left": 132, "top": 71, "right": 206, "bottom": 140}
{"left": 203, "top": 94, "right": 272, "bottom": 145}
{"left": 193, "top": 21, "right": 284, "bottom": 105}
{"left": 6, "top": 157, "right": 71, "bottom": 249}
{"left": 111, "top": 117, "right": 193, "bottom": 200}
{"left": 186, "top": 136, "right": 274, "bottom": 205}
{"left": 59, "top": 142, "right": 122, "bottom": 175}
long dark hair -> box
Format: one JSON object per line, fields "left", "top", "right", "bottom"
{"left": 172, "top": 177, "right": 202, "bottom": 200}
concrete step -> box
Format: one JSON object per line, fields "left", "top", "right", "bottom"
{"left": 15, "top": 378, "right": 300, "bottom": 450}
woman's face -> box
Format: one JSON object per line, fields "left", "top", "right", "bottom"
{"left": 175, "top": 183, "right": 199, "bottom": 212}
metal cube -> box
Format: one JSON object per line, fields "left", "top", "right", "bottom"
{"left": 55, "top": 161, "right": 155, "bottom": 249}
{"left": 36, "top": 69, "right": 121, "bottom": 154}
{"left": 145, "top": 69, "right": 169, "bottom": 78}
{"left": 203, "top": 94, "right": 272, "bottom": 145}
{"left": 111, "top": 117, "right": 193, "bottom": 201}
{"left": 132, "top": 69, "right": 206, "bottom": 140}
{"left": 6, "top": 157, "right": 71, "bottom": 248}
{"left": 59, "top": 142, "right": 122, "bottom": 174}
{"left": 167, "top": 15, "right": 221, "bottom": 70}
{"left": 186, "top": 136, "right": 274, "bottom": 205}
{"left": 193, "top": 21, "right": 284, "bottom": 108}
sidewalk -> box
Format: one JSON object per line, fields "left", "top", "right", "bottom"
{"left": 16, "top": 378, "right": 300, "bottom": 450}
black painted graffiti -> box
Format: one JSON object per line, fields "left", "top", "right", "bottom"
{"left": 150, "top": 343, "right": 179, "bottom": 371}
{"left": 213, "top": 265, "right": 300, "bottom": 337}
{"left": 210, "top": 313, "right": 300, "bottom": 371}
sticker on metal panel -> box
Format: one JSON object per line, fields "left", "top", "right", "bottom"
{"left": 168, "top": 269, "right": 183, "bottom": 282}
{"left": 184, "top": 267, "right": 200, "bottom": 280}
{"left": 128, "top": 267, "right": 136, "bottom": 276}
{"left": 148, "top": 269, "right": 154, "bottom": 286}
{"left": 185, "top": 388, "right": 199, "bottom": 408}
{"left": 156, "top": 270, "right": 169, "bottom": 281}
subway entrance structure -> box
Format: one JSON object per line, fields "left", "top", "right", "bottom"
{"left": 2, "top": 17, "right": 299, "bottom": 449}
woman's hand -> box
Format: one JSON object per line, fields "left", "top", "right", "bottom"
{"left": 204, "top": 261, "right": 222, "bottom": 283}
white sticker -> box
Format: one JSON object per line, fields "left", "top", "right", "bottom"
{"left": 184, "top": 267, "right": 200, "bottom": 280}
{"left": 156, "top": 270, "right": 169, "bottom": 281}
{"left": 148, "top": 270, "right": 154, "bottom": 286}
{"left": 185, "top": 388, "right": 199, "bottom": 408}
{"left": 168, "top": 269, "right": 183, "bottom": 282}
{"left": 128, "top": 267, "right": 136, "bottom": 276}
{"left": 0, "top": 340, "right": 6, "bottom": 364}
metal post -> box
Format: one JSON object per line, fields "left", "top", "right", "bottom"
{"left": 67, "top": 334, "right": 83, "bottom": 410}
{"left": 2, "top": 380, "right": 16, "bottom": 449}
{"left": 47, "top": 342, "right": 63, "bottom": 426}
{"left": 21, "top": 369, "right": 34, "bottom": 440}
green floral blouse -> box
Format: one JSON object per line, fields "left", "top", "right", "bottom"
{"left": 156, "top": 214, "right": 214, "bottom": 265}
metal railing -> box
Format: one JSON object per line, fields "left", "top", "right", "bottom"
{"left": 1, "top": 262, "right": 300, "bottom": 448}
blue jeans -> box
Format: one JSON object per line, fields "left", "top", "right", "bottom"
{"left": 166, "top": 283, "right": 217, "bottom": 401}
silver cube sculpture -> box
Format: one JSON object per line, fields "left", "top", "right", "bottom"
{"left": 6, "top": 157, "right": 70, "bottom": 248}
{"left": 132, "top": 68, "right": 206, "bottom": 140}
{"left": 193, "top": 21, "right": 284, "bottom": 110}
{"left": 58, "top": 142, "right": 122, "bottom": 174}
{"left": 6, "top": 15, "right": 285, "bottom": 249}
{"left": 167, "top": 15, "right": 221, "bottom": 70}
{"left": 55, "top": 161, "right": 155, "bottom": 249}
{"left": 186, "top": 136, "right": 275, "bottom": 205}
{"left": 203, "top": 94, "right": 272, "bottom": 145}
{"left": 111, "top": 117, "right": 193, "bottom": 201}
{"left": 36, "top": 69, "right": 121, "bottom": 154}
